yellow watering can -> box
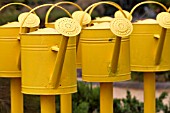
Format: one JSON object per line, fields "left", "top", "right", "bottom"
{"left": 129, "top": 1, "right": 170, "bottom": 72}
{"left": 20, "top": 4, "right": 81, "bottom": 95}
{"left": 77, "top": 1, "right": 133, "bottom": 82}
{"left": 45, "top": 2, "right": 83, "bottom": 68}
{"left": 0, "top": 3, "right": 37, "bottom": 78}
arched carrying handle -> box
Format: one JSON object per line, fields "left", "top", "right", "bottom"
{"left": 130, "top": 1, "right": 169, "bottom": 65}
{"left": 0, "top": 3, "right": 33, "bottom": 12}
{"left": 130, "top": 1, "right": 168, "bottom": 16}
{"left": 45, "top": 1, "right": 82, "bottom": 25}
{"left": 83, "top": 1, "right": 127, "bottom": 26}
{"left": 19, "top": 3, "right": 80, "bottom": 88}
{"left": 44, "top": 2, "right": 82, "bottom": 54}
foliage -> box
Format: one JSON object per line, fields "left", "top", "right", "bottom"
{"left": 156, "top": 92, "right": 170, "bottom": 113}
{"left": 72, "top": 82, "right": 100, "bottom": 113}
{"left": 114, "top": 90, "right": 144, "bottom": 113}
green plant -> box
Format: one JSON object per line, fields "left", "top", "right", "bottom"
{"left": 156, "top": 92, "right": 170, "bottom": 113}
{"left": 114, "top": 90, "right": 144, "bottom": 113}
{"left": 72, "top": 82, "right": 100, "bottom": 113}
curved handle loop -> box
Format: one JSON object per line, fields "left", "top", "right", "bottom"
{"left": 19, "top": 3, "right": 73, "bottom": 34}
{"left": 130, "top": 1, "right": 168, "bottom": 16}
{"left": 45, "top": 1, "right": 82, "bottom": 25}
{"left": 0, "top": 3, "right": 34, "bottom": 13}
{"left": 80, "top": 1, "right": 127, "bottom": 26}
{"left": 88, "top": 1, "right": 126, "bottom": 18}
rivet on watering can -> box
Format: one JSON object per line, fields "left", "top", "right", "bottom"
{"left": 51, "top": 45, "right": 59, "bottom": 52}
{"left": 154, "top": 34, "right": 160, "bottom": 39}
{"left": 108, "top": 38, "right": 114, "bottom": 41}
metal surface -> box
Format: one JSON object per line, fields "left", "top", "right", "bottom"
{"left": 40, "top": 95, "right": 56, "bottom": 113}
{"left": 100, "top": 83, "right": 113, "bottom": 113}
{"left": 144, "top": 73, "right": 156, "bottom": 113}
{"left": 61, "top": 94, "right": 72, "bottom": 113}
{"left": 11, "top": 78, "right": 23, "bottom": 113}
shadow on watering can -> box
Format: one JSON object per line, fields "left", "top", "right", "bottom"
{"left": 128, "top": 1, "right": 170, "bottom": 72}
{"left": 0, "top": 3, "right": 37, "bottom": 78}
{"left": 19, "top": 3, "right": 81, "bottom": 95}
{"left": 74, "top": 1, "right": 133, "bottom": 82}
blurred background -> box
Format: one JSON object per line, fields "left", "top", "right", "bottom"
{"left": 0, "top": 0, "right": 170, "bottom": 26}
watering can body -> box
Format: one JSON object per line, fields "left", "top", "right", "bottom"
{"left": 0, "top": 27, "right": 31, "bottom": 78}
{"left": 80, "top": 28, "right": 131, "bottom": 82}
{"left": 130, "top": 23, "right": 170, "bottom": 72}
{"left": 20, "top": 33, "right": 77, "bottom": 95}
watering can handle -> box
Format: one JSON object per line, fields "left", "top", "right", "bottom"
{"left": 19, "top": 2, "right": 78, "bottom": 33}
{"left": 44, "top": 2, "right": 82, "bottom": 53}
{"left": 82, "top": 1, "right": 127, "bottom": 26}
{"left": 130, "top": 1, "right": 168, "bottom": 16}
{"left": 45, "top": 1, "right": 82, "bottom": 25}
{"left": 0, "top": 3, "right": 35, "bottom": 14}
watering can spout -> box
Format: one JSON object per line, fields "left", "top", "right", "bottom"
{"left": 47, "top": 36, "right": 69, "bottom": 88}
{"left": 155, "top": 12, "right": 170, "bottom": 65}
{"left": 110, "top": 36, "right": 121, "bottom": 74}
{"left": 155, "top": 28, "right": 167, "bottom": 65}
{"left": 109, "top": 17, "right": 133, "bottom": 75}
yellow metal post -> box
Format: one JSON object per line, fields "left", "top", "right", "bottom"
{"left": 10, "top": 78, "right": 23, "bottom": 113}
{"left": 61, "top": 94, "right": 72, "bottom": 113}
{"left": 100, "top": 83, "right": 113, "bottom": 113}
{"left": 40, "top": 95, "right": 56, "bottom": 113}
{"left": 144, "top": 72, "right": 155, "bottom": 113}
